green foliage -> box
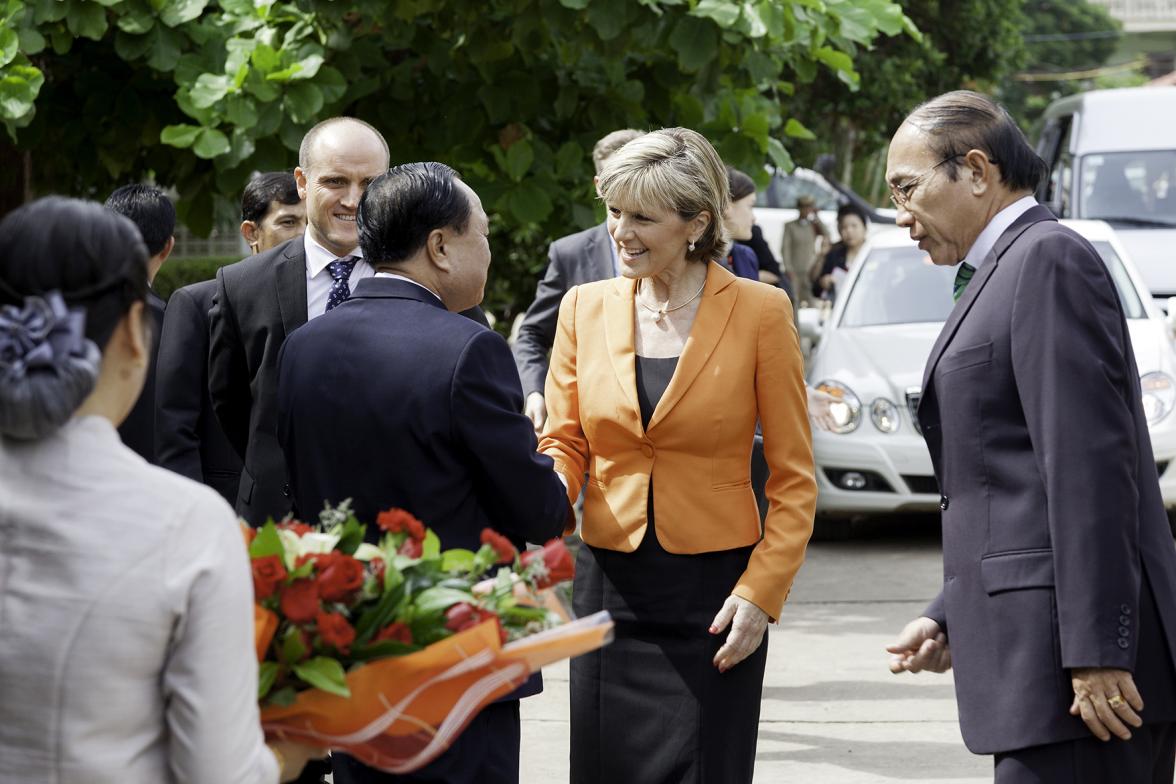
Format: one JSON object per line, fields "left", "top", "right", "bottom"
{"left": 997, "top": 0, "right": 1122, "bottom": 138}
{"left": 154, "top": 255, "right": 235, "bottom": 300}
{"left": 4, "top": 0, "right": 915, "bottom": 321}
{"left": 788, "top": 0, "right": 1027, "bottom": 202}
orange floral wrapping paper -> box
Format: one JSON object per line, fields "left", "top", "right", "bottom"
{"left": 253, "top": 605, "right": 613, "bottom": 773}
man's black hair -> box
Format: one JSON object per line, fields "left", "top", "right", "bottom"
{"left": 104, "top": 184, "right": 175, "bottom": 258}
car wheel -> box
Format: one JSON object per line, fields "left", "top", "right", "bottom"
{"left": 811, "top": 515, "right": 854, "bottom": 542}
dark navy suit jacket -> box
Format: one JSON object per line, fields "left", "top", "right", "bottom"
{"left": 918, "top": 205, "right": 1176, "bottom": 754}
{"left": 276, "top": 273, "right": 569, "bottom": 558}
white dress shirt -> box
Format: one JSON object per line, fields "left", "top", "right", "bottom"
{"left": 305, "top": 231, "right": 375, "bottom": 320}
{"left": 962, "top": 195, "right": 1038, "bottom": 272}
{"left": 0, "top": 417, "right": 278, "bottom": 784}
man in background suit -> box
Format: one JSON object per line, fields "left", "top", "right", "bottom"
{"left": 155, "top": 172, "right": 304, "bottom": 505}
{"left": 512, "top": 128, "right": 643, "bottom": 434}
{"left": 886, "top": 91, "right": 1176, "bottom": 782}
{"left": 105, "top": 184, "right": 175, "bottom": 464}
{"left": 278, "top": 162, "right": 570, "bottom": 784}
{"left": 209, "top": 117, "right": 390, "bottom": 526}
{"left": 778, "top": 194, "right": 828, "bottom": 308}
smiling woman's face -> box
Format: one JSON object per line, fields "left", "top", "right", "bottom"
{"left": 606, "top": 200, "right": 705, "bottom": 279}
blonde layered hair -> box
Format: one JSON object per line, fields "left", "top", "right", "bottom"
{"left": 596, "top": 127, "right": 731, "bottom": 264}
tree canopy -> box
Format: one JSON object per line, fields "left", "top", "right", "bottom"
{"left": 1, "top": 0, "right": 915, "bottom": 317}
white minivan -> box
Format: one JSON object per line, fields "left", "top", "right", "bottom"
{"left": 1036, "top": 86, "right": 1176, "bottom": 307}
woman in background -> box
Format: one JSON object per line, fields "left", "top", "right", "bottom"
{"left": 811, "top": 203, "right": 869, "bottom": 300}
{"left": 0, "top": 197, "right": 317, "bottom": 783}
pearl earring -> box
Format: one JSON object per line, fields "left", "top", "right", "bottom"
{"left": 688, "top": 240, "right": 696, "bottom": 252}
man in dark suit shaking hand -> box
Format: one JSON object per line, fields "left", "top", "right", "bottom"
{"left": 885, "top": 91, "right": 1176, "bottom": 782}
{"left": 209, "top": 117, "right": 389, "bottom": 525}
{"left": 278, "top": 162, "right": 571, "bottom": 783}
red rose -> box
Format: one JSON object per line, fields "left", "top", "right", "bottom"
{"left": 251, "top": 555, "right": 287, "bottom": 600}
{"left": 280, "top": 578, "right": 320, "bottom": 623}
{"left": 521, "top": 539, "right": 575, "bottom": 589}
{"left": 277, "top": 520, "right": 315, "bottom": 536}
{"left": 375, "top": 622, "right": 413, "bottom": 645}
{"left": 480, "top": 528, "right": 517, "bottom": 564}
{"left": 377, "top": 508, "right": 427, "bottom": 540}
{"left": 398, "top": 537, "right": 423, "bottom": 559}
{"left": 316, "top": 610, "right": 356, "bottom": 654}
{"left": 315, "top": 552, "right": 365, "bottom": 602}
{"left": 444, "top": 603, "right": 506, "bottom": 644}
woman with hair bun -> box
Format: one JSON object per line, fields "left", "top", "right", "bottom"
{"left": 540, "top": 129, "right": 817, "bottom": 783}
{"left": 0, "top": 197, "right": 318, "bottom": 783}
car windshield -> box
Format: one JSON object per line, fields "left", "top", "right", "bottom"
{"left": 839, "top": 240, "right": 1145, "bottom": 327}
{"left": 1079, "top": 151, "right": 1176, "bottom": 227}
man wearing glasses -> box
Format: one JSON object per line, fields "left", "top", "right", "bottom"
{"left": 884, "top": 90, "right": 1176, "bottom": 782}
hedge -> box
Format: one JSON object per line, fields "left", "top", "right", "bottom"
{"left": 154, "top": 256, "right": 238, "bottom": 301}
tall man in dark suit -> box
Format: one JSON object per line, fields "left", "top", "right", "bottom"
{"left": 105, "top": 184, "right": 175, "bottom": 464}
{"left": 885, "top": 91, "right": 1176, "bottom": 782}
{"left": 209, "top": 117, "right": 390, "bottom": 525}
{"left": 278, "top": 162, "right": 570, "bottom": 784}
{"left": 156, "top": 172, "right": 304, "bottom": 505}
{"left": 512, "top": 128, "right": 643, "bottom": 434}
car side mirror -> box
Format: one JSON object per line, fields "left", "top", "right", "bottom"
{"left": 798, "top": 306, "right": 824, "bottom": 346}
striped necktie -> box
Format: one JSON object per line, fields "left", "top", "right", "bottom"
{"left": 953, "top": 262, "right": 975, "bottom": 303}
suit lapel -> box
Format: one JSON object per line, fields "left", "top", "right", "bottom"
{"left": 590, "top": 223, "right": 615, "bottom": 280}
{"left": 275, "top": 242, "right": 308, "bottom": 337}
{"left": 647, "top": 263, "right": 737, "bottom": 431}
{"left": 603, "top": 275, "right": 641, "bottom": 421}
{"left": 919, "top": 205, "right": 1057, "bottom": 401}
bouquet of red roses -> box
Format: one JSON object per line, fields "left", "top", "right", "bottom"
{"left": 246, "top": 502, "right": 609, "bottom": 773}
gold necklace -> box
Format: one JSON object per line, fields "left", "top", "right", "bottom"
{"left": 637, "top": 276, "right": 707, "bottom": 323}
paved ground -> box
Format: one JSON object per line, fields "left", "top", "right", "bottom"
{"left": 519, "top": 515, "right": 993, "bottom": 783}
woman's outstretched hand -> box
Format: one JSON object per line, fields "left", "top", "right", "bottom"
{"left": 710, "top": 594, "right": 769, "bottom": 673}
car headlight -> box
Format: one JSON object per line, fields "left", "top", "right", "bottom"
{"left": 1142, "top": 372, "right": 1176, "bottom": 425}
{"left": 870, "top": 398, "right": 901, "bottom": 434}
{"left": 813, "top": 380, "right": 861, "bottom": 434}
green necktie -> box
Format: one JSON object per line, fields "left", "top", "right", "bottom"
{"left": 953, "top": 262, "right": 975, "bottom": 303}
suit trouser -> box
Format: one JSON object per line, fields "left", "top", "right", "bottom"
{"left": 332, "top": 700, "right": 521, "bottom": 784}
{"left": 993, "top": 722, "right": 1176, "bottom": 783}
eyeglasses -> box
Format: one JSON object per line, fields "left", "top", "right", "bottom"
{"left": 888, "top": 154, "right": 964, "bottom": 209}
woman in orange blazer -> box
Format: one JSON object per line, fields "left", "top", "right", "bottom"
{"left": 539, "top": 128, "right": 816, "bottom": 784}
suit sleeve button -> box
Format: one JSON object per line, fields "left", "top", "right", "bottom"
{"left": 1118, "top": 626, "right": 1131, "bottom": 637}
{"left": 1120, "top": 615, "right": 1131, "bottom": 626}
{"left": 1118, "top": 638, "right": 1130, "bottom": 649}
{"left": 1121, "top": 604, "right": 1133, "bottom": 615}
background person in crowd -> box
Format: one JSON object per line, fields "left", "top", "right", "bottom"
{"left": 722, "top": 166, "right": 763, "bottom": 281}
{"left": 0, "top": 197, "right": 317, "bottom": 784}
{"left": 512, "top": 128, "right": 644, "bottom": 435}
{"left": 540, "top": 128, "right": 816, "bottom": 784}
{"left": 779, "top": 194, "right": 829, "bottom": 305}
{"left": 739, "top": 221, "right": 787, "bottom": 293}
{"left": 278, "top": 162, "right": 571, "bottom": 784}
{"left": 240, "top": 170, "right": 307, "bottom": 254}
{"left": 811, "top": 203, "right": 869, "bottom": 301}
{"left": 104, "top": 183, "right": 174, "bottom": 463}
{"left": 208, "top": 117, "right": 391, "bottom": 526}
{"left": 885, "top": 90, "right": 1176, "bottom": 783}
{"left": 156, "top": 171, "right": 304, "bottom": 506}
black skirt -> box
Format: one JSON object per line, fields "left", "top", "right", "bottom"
{"left": 569, "top": 521, "right": 766, "bottom": 784}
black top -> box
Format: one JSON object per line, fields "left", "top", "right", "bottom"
{"left": 812, "top": 241, "right": 850, "bottom": 299}
{"left": 635, "top": 355, "right": 678, "bottom": 429}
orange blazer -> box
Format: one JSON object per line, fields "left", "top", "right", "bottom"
{"left": 539, "top": 262, "right": 816, "bottom": 619}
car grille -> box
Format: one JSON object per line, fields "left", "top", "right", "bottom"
{"left": 905, "top": 387, "right": 922, "bottom": 434}
{"left": 902, "top": 475, "right": 940, "bottom": 495}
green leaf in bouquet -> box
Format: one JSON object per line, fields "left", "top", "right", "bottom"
{"left": 292, "top": 657, "right": 351, "bottom": 698}
{"left": 439, "top": 547, "right": 476, "bottom": 572}
{"left": 494, "top": 566, "right": 514, "bottom": 594}
{"left": 413, "top": 586, "right": 474, "bottom": 616}
{"left": 383, "top": 558, "right": 405, "bottom": 593}
{"left": 422, "top": 529, "right": 441, "bottom": 560}
{"left": 354, "top": 582, "right": 407, "bottom": 644}
{"left": 349, "top": 638, "right": 421, "bottom": 662}
{"left": 279, "top": 625, "right": 308, "bottom": 664}
{"left": 265, "top": 686, "right": 297, "bottom": 707}
{"left": 249, "top": 520, "right": 284, "bottom": 560}
{"left": 289, "top": 559, "right": 314, "bottom": 580}
{"left": 257, "top": 661, "right": 280, "bottom": 700}
{"left": 500, "top": 605, "right": 550, "bottom": 625}
{"left": 334, "top": 514, "right": 365, "bottom": 555}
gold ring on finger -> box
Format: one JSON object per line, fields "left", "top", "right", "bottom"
{"left": 1108, "top": 694, "right": 1125, "bottom": 709}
